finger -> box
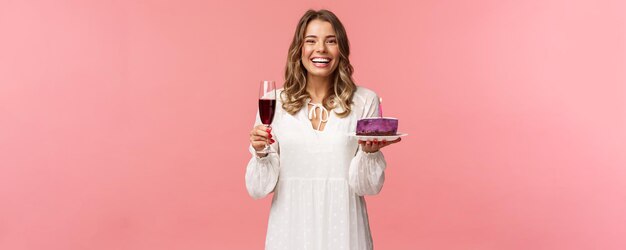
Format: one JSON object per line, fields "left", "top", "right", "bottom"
{"left": 253, "top": 128, "right": 270, "bottom": 138}
{"left": 254, "top": 124, "right": 271, "bottom": 131}
{"left": 379, "top": 138, "right": 401, "bottom": 148}
{"left": 251, "top": 139, "right": 268, "bottom": 148}
{"left": 251, "top": 142, "right": 266, "bottom": 149}
{"left": 263, "top": 125, "right": 272, "bottom": 134}
{"left": 250, "top": 135, "right": 268, "bottom": 142}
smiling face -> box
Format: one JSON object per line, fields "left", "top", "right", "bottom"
{"left": 301, "top": 19, "right": 340, "bottom": 80}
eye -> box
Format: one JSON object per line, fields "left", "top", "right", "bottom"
{"left": 326, "top": 39, "right": 337, "bottom": 44}
{"left": 305, "top": 39, "right": 315, "bottom": 44}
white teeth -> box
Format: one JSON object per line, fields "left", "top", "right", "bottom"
{"left": 312, "top": 58, "right": 330, "bottom": 63}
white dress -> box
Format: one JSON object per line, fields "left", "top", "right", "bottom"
{"left": 245, "top": 87, "right": 387, "bottom": 250}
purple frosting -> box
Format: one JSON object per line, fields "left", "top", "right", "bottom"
{"left": 356, "top": 118, "right": 398, "bottom": 135}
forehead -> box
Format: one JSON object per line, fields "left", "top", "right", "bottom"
{"left": 305, "top": 19, "right": 335, "bottom": 36}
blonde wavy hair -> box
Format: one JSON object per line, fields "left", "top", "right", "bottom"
{"left": 281, "top": 9, "right": 356, "bottom": 118}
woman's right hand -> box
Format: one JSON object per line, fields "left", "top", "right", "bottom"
{"left": 249, "top": 125, "right": 275, "bottom": 153}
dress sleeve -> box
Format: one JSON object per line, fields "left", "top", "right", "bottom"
{"left": 348, "top": 92, "right": 388, "bottom": 196}
{"left": 245, "top": 111, "right": 280, "bottom": 200}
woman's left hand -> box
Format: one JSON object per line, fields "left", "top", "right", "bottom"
{"left": 359, "top": 138, "right": 401, "bottom": 153}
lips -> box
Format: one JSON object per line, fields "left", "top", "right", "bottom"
{"left": 311, "top": 57, "right": 331, "bottom": 63}
{"left": 311, "top": 57, "right": 332, "bottom": 67}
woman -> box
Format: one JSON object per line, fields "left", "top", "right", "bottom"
{"left": 246, "top": 9, "right": 401, "bottom": 250}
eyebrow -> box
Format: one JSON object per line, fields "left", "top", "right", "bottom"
{"left": 304, "top": 35, "right": 337, "bottom": 39}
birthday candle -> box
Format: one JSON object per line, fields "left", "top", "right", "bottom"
{"left": 379, "top": 97, "right": 383, "bottom": 118}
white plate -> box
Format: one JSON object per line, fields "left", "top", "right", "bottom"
{"left": 348, "top": 132, "right": 408, "bottom": 141}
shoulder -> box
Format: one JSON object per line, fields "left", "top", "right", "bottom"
{"left": 352, "top": 86, "right": 379, "bottom": 104}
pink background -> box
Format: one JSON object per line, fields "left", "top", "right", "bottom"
{"left": 1, "top": 0, "right": 625, "bottom": 249}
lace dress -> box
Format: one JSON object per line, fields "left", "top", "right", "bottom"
{"left": 246, "top": 86, "right": 387, "bottom": 250}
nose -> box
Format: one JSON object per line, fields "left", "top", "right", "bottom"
{"left": 315, "top": 42, "right": 326, "bottom": 53}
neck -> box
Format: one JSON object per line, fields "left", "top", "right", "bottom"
{"left": 306, "top": 75, "right": 331, "bottom": 103}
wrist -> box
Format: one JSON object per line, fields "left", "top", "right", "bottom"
{"left": 362, "top": 149, "right": 380, "bottom": 154}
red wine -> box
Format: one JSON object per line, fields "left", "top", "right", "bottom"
{"left": 259, "top": 99, "right": 276, "bottom": 125}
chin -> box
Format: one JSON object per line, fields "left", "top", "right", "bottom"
{"left": 307, "top": 67, "right": 338, "bottom": 78}
{"left": 309, "top": 72, "right": 333, "bottom": 78}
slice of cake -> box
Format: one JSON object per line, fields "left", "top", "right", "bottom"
{"left": 356, "top": 117, "right": 398, "bottom": 136}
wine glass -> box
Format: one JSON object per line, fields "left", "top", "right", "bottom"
{"left": 257, "top": 80, "right": 276, "bottom": 154}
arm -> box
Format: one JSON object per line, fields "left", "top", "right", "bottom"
{"left": 244, "top": 112, "right": 280, "bottom": 200}
{"left": 349, "top": 149, "right": 387, "bottom": 196}
{"left": 348, "top": 94, "right": 394, "bottom": 196}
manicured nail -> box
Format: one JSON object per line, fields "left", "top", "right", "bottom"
{"left": 270, "top": 139, "right": 275, "bottom": 144}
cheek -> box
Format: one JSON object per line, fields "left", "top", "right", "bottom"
{"left": 331, "top": 49, "right": 340, "bottom": 66}
{"left": 301, "top": 46, "right": 312, "bottom": 57}
{"left": 331, "top": 47, "right": 340, "bottom": 58}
